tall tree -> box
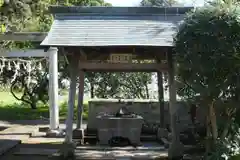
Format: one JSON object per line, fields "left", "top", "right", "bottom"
{"left": 1, "top": 0, "right": 153, "bottom": 104}
{"left": 0, "top": 0, "right": 113, "bottom": 108}
{"left": 175, "top": 4, "right": 240, "bottom": 158}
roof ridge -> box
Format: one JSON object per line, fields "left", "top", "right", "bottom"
{"left": 49, "top": 6, "right": 193, "bottom": 15}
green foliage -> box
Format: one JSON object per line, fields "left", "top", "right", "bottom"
{"left": 0, "top": 0, "right": 3, "bottom": 7}
{"left": 67, "top": 0, "right": 111, "bottom": 6}
{"left": 87, "top": 72, "right": 152, "bottom": 99}
{"left": 60, "top": 60, "right": 153, "bottom": 99}
{"left": 175, "top": 4, "right": 240, "bottom": 159}
{"left": 0, "top": 0, "right": 152, "bottom": 103}
{"left": 0, "top": 91, "right": 89, "bottom": 120}
{"left": 10, "top": 63, "right": 49, "bottom": 109}
{"left": 175, "top": 6, "right": 240, "bottom": 102}
{"left": 207, "top": 132, "right": 240, "bottom": 160}
{"left": 140, "top": 0, "right": 177, "bottom": 6}
{"left": 0, "top": 0, "right": 111, "bottom": 43}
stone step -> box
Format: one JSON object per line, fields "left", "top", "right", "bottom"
{"left": 76, "top": 145, "right": 165, "bottom": 151}
{"left": 0, "top": 140, "right": 21, "bottom": 156}
{"left": 83, "top": 135, "right": 158, "bottom": 145}
{"left": 1, "top": 126, "right": 38, "bottom": 135}
{"left": 85, "top": 130, "right": 159, "bottom": 137}
{"left": 74, "top": 157, "right": 168, "bottom": 160}
{"left": 14, "top": 148, "right": 58, "bottom": 156}
{"left": 74, "top": 149, "right": 168, "bottom": 160}
{"left": 82, "top": 135, "right": 157, "bottom": 141}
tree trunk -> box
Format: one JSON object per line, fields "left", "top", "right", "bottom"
{"left": 31, "top": 103, "right": 37, "bottom": 109}
{"left": 90, "top": 83, "right": 94, "bottom": 98}
{"left": 30, "top": 96, "right": 37, "bottom": 109}
{"left": 206, "top": 112, "right": 211, "bottom": 154}
{"left": 209, "top": 101, "right": 218, "bottom": 142}
{"left": 65, "top": 55, "right": 78, "bottom": 144}
{"left": 221, "top": 120, "right": 229, "bottom": 140}
{"left": 205, "top": 100, "right": 218, "bottom": 155}
{"left": 145, "top": 83, "right": 149, "bottom": 99}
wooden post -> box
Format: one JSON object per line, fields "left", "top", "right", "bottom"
{"left": 65, "top": 55, "right": 79, "bottom": 143}
{"left": 157, "top": 71, "right": 165, "bottom": 128}
{"left": 48, "top": 47, "right": 59, "bottom": 131}
{"left": 77, "top": 69, "right": 85, "bottom": 129}
{"left": 167, "top": 52, "right": 183, "bottom": 158}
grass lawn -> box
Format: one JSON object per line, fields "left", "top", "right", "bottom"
{"left": 0, "top": 91, "right": 89, "bottom": 121}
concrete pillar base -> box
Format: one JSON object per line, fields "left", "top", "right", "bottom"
{"left": 60, "top": 142, "right": 76, "bottom": 159}
{"left": 168, "top": 141, "right": 184, "bottom": 159}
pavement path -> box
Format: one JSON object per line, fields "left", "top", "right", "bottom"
{"left": 0, "top": 120, "right": 170, "bottom": 160}
{"left": 0, "top": 120, "right": 87, "bottom": 128}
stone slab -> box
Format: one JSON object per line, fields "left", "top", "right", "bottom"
{"left": 0, "top": 126, "right": 38, "bottom": 135}
{"left": 74, "top": 149, "right": 168, "bottom": 160}
{"left": 46, "top": 129, "right": 65, "bottom": 138}
{"left": 0, "top": 140, "right": 21, "bottom": 156}
{"left": 14, "top": 148, "right": 58, "bottom": 156}
{"left": 76, "top": 145, "right": 165, "bottom": 151}
{"left": 23, "top": 137, "right": 64, "bottom": 144}
{"left": 30, "top": 131, "right": 46, "bottom": 137}
{"left": 0, "top": 134, "right": 29, "bottom": 142}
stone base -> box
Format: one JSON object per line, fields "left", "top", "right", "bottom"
{"left": 46, "top": 129, "right": 65, "bottom": 138}
{"left": 98, "top": 128, "right": 142, "bottom": 146}
{"left": 168, "top": 141, "right": 184, "bottom": 159}
{"left": 59, "top": 142, "right": 76, "bottom": 159}
{"left": 73, "top": 128, "right": 84, "bottom": 139}
{"left": 97, "top": 116, "right": 143, "bottom": 146}
{"left": 157, "top": 128, "right": 168, "bottom": 140}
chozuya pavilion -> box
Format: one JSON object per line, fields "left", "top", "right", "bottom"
{"left": 3, "top": 5, "right": 194, "bottom": 159}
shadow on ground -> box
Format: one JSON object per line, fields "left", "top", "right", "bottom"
{"left": 0, "top": 139, "right": 63, "bottom": 160}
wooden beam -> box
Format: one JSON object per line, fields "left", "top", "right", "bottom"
{"left": 65, "top": 55, "right": 79, "bottom": 143}
{"left": 0, "top": 49, "right": 48, "bottom": 57}
{"left": 157, "top": 71, "right": 165, "bottom": 128}
{"left": 0, "top": 32, "right": 47, "bottom": 41}
{"left": 76, "top": 70, "right": 85, "bottom": 129}
{"left": 67, "top": 46, "right": 168, "bottom": 61}
{"left": 79, "top": 62, "right": 168, "bottom": 72}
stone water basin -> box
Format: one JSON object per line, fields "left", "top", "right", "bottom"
{"left": 96, "top": 115, "right": 143, "bottom": 146}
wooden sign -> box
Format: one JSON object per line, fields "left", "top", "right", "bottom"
{"left": 109, "top": 54, "right": 132, "bottom": 63}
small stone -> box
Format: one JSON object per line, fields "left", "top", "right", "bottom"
{"left": 46, "top": 129, "right": 65, "bottom": 138}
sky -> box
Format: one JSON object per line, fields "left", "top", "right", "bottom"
{"left": 105, "top": 0, "right": 205, "bottom": 7}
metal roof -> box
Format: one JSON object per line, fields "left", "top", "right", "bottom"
{"left": 41, "top": 6, "right": 193, "bottom": 47}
